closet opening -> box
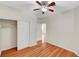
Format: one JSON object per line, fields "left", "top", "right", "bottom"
{"left": 0, "top": 19, "right": 17, "bottom": 55}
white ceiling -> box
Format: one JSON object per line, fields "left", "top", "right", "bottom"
{"left": 0, "top": 1, "right": 79, "bottom": 18}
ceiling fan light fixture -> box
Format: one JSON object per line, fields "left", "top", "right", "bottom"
{"left": 41, "top": 8, "right": 47, "bottom": 12}
{"left": 34, "top": 1, "right": 56, "bottom": 14}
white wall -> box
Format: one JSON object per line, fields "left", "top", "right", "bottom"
{"left": 0, "top": 4, "right": 20, "bottom": 52}
{"left": 0, "top": 4, "right": 39, "bottom": 52}
{"left": 36, "top": 18, "right": 47, "bottom": 42}
{"left": 0, "top": 4, "right": 20, "bottom": 20}
{"left": 43, "top": 6, "right": 79, "bottom": 56}
{"left": 74, "top": 6, "right": 79, "bottom": 55}
{"left": 17, "top": 20, "right": 29, "bottom": 50}
{"left": 18, "top": 11, "right": 39, "bottom": 48}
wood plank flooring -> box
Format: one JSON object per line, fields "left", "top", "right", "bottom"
{"left": 1, "top": 42, "right": 77, "bottom": 57}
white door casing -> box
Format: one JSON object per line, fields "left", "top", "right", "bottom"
{"left": 42, "top": 24, "right": 46, "bottom": 44}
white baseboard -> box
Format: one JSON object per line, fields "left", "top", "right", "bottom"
{"left": 28, "top": 42, "right": 37, "bottom": 47}
{"left": 47, "top": 40, "right": 79, "bottom": 56}
{"left": 1, "top": 45, "right": 17, "bottom": 52}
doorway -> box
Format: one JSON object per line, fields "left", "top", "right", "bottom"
{"left": 42, "top": 23, "right": 46, "bottom": 44}
{"left": 0, "top": 19, "right": 17, "bottom": 52}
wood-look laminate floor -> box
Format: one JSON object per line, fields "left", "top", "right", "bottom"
{"left": 1, "top": 42, "right": 77, "bottom": 57}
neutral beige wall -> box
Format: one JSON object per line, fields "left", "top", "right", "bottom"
{"left": 42, "top": 6, "right": 79, "bottom": 56}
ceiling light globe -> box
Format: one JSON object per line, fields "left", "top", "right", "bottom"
{"left": 41, "top": 8, "right": 47, "bottom": 12}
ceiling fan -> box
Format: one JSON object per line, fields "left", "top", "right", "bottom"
{"left": 33, "top": 1, "right": 56, "bottom": 14}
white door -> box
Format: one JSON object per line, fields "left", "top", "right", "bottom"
{"left": 17, "top": 21, "right": 29, "bottom": 50}
{"left": 0, "top": 21, "right": 17, "bottom": 51}
{"left": 1, "top": 28, "right": 12, "bottom": 50}
{"left": 0, "top": 24, "right": 1, "bottom": 55}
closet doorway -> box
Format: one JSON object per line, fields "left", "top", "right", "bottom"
{"left": 0, "top": 19, "right": 17, "bottom": 52}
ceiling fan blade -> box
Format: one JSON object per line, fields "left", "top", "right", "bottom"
{"left": 33, "top": 8, "right": 40, "bottom": 11}
{"left": 48, "top": 2, "right": 55, "bottom": 7}
{"left": 48, "top": 9, "right": 54, "bottom": 12}
{"left": 36, "top": 1, "right": 42, "bottom": 6}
